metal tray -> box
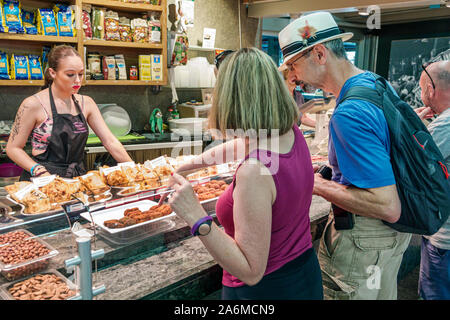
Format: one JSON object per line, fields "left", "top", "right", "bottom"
{"left": 80, "top": 200, "right": 176, "bottom": 235}
{"left": 6, "top": 190, "right": 113, "bottom": 216}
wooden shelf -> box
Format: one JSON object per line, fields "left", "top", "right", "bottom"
{"left": 82, "top": 0, "right": 163, "bottom": 12}
{"left": 85, "top": 80, "right": 165, "bottom": 86}
{"left": 0, "top": 0, "right": 168, "bottom": 87}
{"left": 0, "top": 33, "right": 78, "bottom": 43}
{"left": 83, "top": 39, "right": 163, "bottom": 49}
{"left": 189, "top": 46, "right": 225, "bottom": 52}
{"left": 0, "top": 80, "right": 44, "bottom": 86}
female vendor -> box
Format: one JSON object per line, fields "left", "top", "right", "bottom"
{"left": 6, "top": 45, "right": 133, "bottom": 180}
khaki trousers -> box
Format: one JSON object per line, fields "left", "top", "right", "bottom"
{"left": 318, "top": 212, "right": 412, "bottom": 300}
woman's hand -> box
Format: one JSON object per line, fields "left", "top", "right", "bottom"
{"left": 167, "top": 173, "right": 206, "bottom": 227}
{"left": 33, "top": 165, "right": 50, "bottom": 177}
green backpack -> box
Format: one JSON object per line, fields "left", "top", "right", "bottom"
{"left": 339, "top": 74, "right": 450, "bottom": 235}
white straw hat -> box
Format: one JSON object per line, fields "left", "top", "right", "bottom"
{"left": 278, "top": 12, "right": 353, "bottom": 71}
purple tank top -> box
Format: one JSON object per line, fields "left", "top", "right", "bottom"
{"left": 216, "top": 125, "right": 314, "bottom": 287}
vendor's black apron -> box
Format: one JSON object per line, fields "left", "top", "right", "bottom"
{"left": 20, "top": 85, "right": 89, "bottom": 181}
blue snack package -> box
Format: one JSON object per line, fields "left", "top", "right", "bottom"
{"left": 41, "top": 45, "right": 51, "bottom": 71}
{"left": 10, "top": 54, "right": 29, "bottom": 80}
{"left": 53, "top": 5, "right": 74, "bottom": 37}
{"left": 0, "top": 51, "right": 10, "bottom": 79}
{"left": 3, "top": 0, "right": 24, "bottom": 34}
{"left": 37, "top": 8, "right": 57, "bottom": 36}
{"left": 21, "top": 9, "right": 37, "bottom": 35}
{"left": 0, "top": 2, "right": 9, "bottom": 33}
{"left": 28, "top": 54, "right": 43, "bottom": 80}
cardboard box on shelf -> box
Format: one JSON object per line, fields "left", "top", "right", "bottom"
{"left": 151, "top": 54, "right": 163, "bottom": 81}
{"left": 139, "top": 55, "right": 152, "bottom": 81}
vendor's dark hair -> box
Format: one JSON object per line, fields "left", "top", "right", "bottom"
{"left": 43, "top": 45, "right": 81, "bottom": 89}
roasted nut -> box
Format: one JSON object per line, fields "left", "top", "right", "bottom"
{"left": 7, "top": 273, "right": 76, "bottom": 300}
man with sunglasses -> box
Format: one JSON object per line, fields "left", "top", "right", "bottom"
{"left": 415, "top": 60, "right": 450, "bottom": 300}
{"left": 279, "top": 12, "right": 412, "bottom": 300}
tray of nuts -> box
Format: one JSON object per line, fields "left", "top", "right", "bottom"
{"left": 0, "top": 270, "right": 77, "bottom": 300}
{"left": 0, "top": 229, "right": 59, "bottom": 281}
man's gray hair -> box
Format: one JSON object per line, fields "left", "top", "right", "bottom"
{"left": 436, "top": 69, "right": 450, "bottom": 86}
{"left": 322, "top": 38, "right": 349, "bottom": 60}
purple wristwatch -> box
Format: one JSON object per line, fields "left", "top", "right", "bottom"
{"left": 191, "top": 216, "right": 213, "bottom": 236}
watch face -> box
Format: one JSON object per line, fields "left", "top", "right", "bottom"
{"left": 198, "top": 223, "right": 211, "bottom": 236}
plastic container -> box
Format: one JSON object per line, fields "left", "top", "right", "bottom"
{"left": 88, "top": 104, "right": 131, "bottom": 137}
{"left": 168, "top": 118, "right": 207, "bottom": 135}
{"left": 0, "top": 163, "right": 23, "bottom": 177}
{"left": 80, "top": 200, "right": 176, "bottom": 244}
{"left": 0, "top": 269, "right": 78, "bottom": 300}
{"left": 0, "top": 229, "right": 59, "bottom": 281}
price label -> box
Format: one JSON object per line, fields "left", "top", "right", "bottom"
{"left": 148, "top": 156, "right": 168, "bottom": 169}
{"left": 14, "top": 184, "right": 38, "bottom": 201}
{"left": 99, "top": 166, "right": 121, "bottom": 176}
{"left": 31, "top": 175, "right": 56, "bottom": 187}
{"left": 118, "top": 161, "right": 136, "bottom": 168}
{"left": 216, "top": 163, "right": 230, "bottom": 174}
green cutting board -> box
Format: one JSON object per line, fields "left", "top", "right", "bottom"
{"left": 87, "top": 134, "right": 146, "bottom": 145}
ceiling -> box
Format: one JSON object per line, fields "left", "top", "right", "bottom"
{"left": 334, "top": 4, "right": 450, "bottom": 25}
{"left": 246, "top": 0, "right": 450, "bottom": 26}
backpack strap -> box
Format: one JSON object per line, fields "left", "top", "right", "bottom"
{"left": 337, "top": 74, "right": 390, "bottom": 109}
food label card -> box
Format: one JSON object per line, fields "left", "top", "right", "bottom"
{"left": 31, "top": 174, "right": 56, "bottom": 187}
{"left": 99, "top": 166, "right": 121, "bottom": 176}
{"left": 148, "top": 156, "right": 168, "bottom": 169}
{"left": 216, "top": 163, "right": 230, "bottom": 174}
{"left": 14, "top": 183, "right": 38, "bottom": 201}
{"left": 118, "top": 161, "right": 136, "bottom": 168}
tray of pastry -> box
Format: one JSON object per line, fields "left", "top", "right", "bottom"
{"left": 80, "top": 200, "right": 176, "bottom": 236}
{"left": 194, "top": 179, "right": 231, "bottom": 213}
{"left": 4, "top": 175, "right": 112, "bottom": 216}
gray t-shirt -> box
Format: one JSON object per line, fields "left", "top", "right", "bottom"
{"left": 425, "top": 107, "right": 450, "bottom": 250}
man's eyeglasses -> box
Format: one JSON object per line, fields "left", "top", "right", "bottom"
{"left": 422, "top": 62, "right": 435, "bottom": 90}
{"left": 286, "top": 48, "right": 313, "bottom": 72}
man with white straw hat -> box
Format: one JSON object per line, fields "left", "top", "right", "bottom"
{"left": 279, "top": 11, "right": 411, "bottom": 300}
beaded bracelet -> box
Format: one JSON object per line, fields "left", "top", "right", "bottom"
{"left": 30, "top": 164, "right": 42, "bottom": 177}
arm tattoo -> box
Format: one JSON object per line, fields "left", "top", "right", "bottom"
{"left": 10, "top": 104, "right": 28, "bottom": 143}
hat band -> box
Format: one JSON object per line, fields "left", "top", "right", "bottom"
{"left": 281, "top": 26, "right": 341, "bottom": 60}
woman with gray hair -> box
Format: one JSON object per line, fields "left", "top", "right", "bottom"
{"left": 163, "top": 47, "right": 323, "bottom": 300}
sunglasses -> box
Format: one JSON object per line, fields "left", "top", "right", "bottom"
{"left": 286, "top": 48, "right": 313, "bottom": 72}
{"left": 422, "top": 62, "right": 435, "bottom": 89}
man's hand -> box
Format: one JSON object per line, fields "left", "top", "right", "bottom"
{"left": 415, "top": 106, "right": 434, "bottom": 120}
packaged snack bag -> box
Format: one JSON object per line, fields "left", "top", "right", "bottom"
{"left": 0, "top": 1, "right": 10, "bottom": 33}
{"left": 104, "top": 10, "right": 120, "bottom": 41}
{"left": 0, "top": 51, "right": 10, "bottom": 79}
{"left": 10, "top": 54, "right": 29, "bottom": 80}
{"left": 148, "top": 12, "right": 161, "bottom": 43}
{"left": 131, "top": 18, "right": 147, "bottom": 43}
{"left": 21, "top": 9, "right": 37, "bottom": 35}
{"left": 118, "top": 16, "right": 131, "bottom": 42}
{"left": 115, "top": 54, "right": 127, "bottom": 80}
{"left": 41, "top": 45, "right": 51, "bottom": 70}
{"left": 37, "top": 8, "right": 58, "bottom": 36}
{"left": 3, "top": 0, "right": 24, "bottom": 33}
{"left": 28, "top": 54, "right": 43, "bottom": 80}
{"left": 82, "top": 4, "right": 92, "bottom": 39}
{"left": 92, "top": 6, "right": 105, "bottom": 40}
{"left": 53, "top": 4, "right": 74, "bottom": 37}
